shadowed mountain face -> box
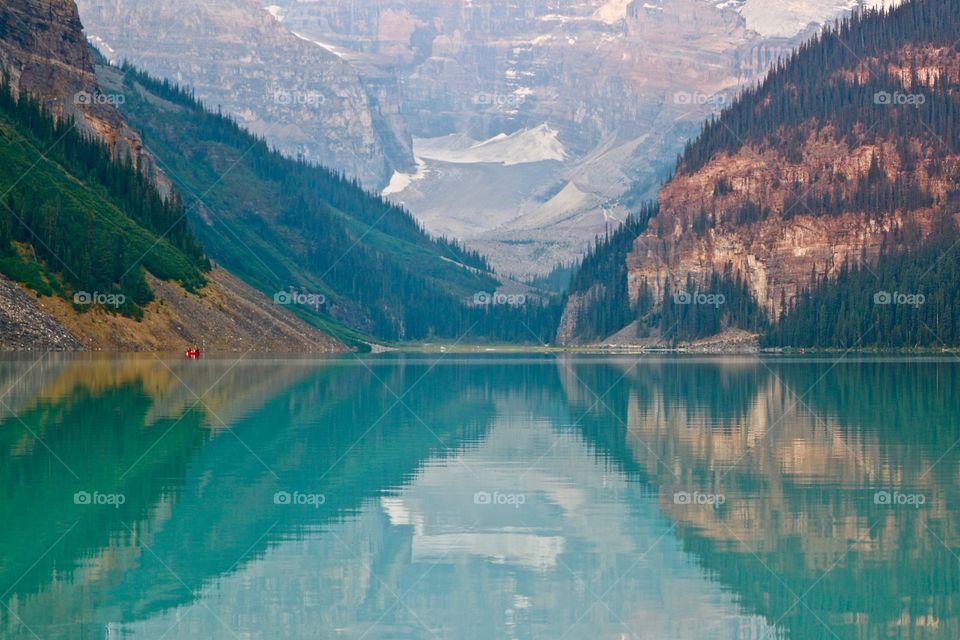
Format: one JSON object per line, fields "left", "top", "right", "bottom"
{"left": 1, "top": 354, "right": 958, "bottom": 639}
{"left": 257, "top": 0, "right": 880, "bottom": 276}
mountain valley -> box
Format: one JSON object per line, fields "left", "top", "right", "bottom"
{"left": 259, "top": 0, "right": 895, "bottom": 276}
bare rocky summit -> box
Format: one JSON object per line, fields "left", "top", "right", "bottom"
{"left": 0, "top": 0, "right": 169, "bottom": 188}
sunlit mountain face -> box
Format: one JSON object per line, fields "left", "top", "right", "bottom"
{"left": 1, "top": 354, "right": 956, "bottom": 639}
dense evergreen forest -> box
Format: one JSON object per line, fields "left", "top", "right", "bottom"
{"left": 566, "top": 203, "right": 657, "bottom": 341}
{"left": 679, "top": 0, "right": 959, "bottom": 220}
{"left": 765, "top": 213, "right": 960, "bottom": 348}
{"left": 565, "top": 200, "right": 765, "bottom": 344}
{"left": 0, "top": 74, "right": 209, "bottom": 318}
{"left": 111, "top": 62, "right": 561, "bottom": 343}
{"left": 656, "top": 269, "right": 767, "bottom": 343}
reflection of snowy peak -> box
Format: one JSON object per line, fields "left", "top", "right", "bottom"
{"left": 125, "top": 407, "right": 777, "bottom": 638}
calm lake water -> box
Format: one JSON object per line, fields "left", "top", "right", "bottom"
{"left": 1, "top": 353, "right": 958, "bottom": 639}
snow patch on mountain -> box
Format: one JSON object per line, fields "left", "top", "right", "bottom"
{"left": 264, "top": 4, "right": 284, "bottom": 21}
{"left": 593, "top": 0, "right": 632, "bottom": 24}
{"left": 291, "top": 31, "right": 347, "bottom": 59}
{"left": 516, "top": 181, "right": 597, "bottom": 229}
{"left": 415, "top": 125, "right": 566, "bottom": 166}
{"left": 739, "top": 0, "right": 903, "bottom": 37}
{"left": 87, "top": 35, "right": 118, "bottom": 63}
{"left": 382, "top": 158, "right": 426, "bottom": 196}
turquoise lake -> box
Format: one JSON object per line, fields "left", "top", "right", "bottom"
{"left": 1, "top": 354, "right": 958, "bottom": 639}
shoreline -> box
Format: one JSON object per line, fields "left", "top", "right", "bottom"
{"left": 5, "top": 345, "right": 957, "bottom": 356}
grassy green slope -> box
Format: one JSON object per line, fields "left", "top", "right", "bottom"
{"left": 0, "top": 83, "right": 207, "bottom": 318}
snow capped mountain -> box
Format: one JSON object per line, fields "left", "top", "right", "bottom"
{"left": 258, "top": 0, "right": 898, "bottom": 276}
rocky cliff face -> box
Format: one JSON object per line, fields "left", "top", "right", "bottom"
{"left": 0, "top": 0, "right": 166, "bottom": 186}
{"left": 264, "top": 0, "right": 872, "bottom": 276}
{"left": 625, "top": 43, "right": 958, "bottom": 319}
{"left": 75, "top": 0, "right": 414, "bottom": 188}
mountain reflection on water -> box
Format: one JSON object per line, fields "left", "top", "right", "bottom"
{"left": 0, "top": 354, "right": 957, "bottom": 639}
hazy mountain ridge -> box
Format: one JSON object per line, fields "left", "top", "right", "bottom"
{"left": 75, "top": 0, "right": 415, "bottom": 189}
{"left": 265, "top": 0, "right": 885, "bottom": 276}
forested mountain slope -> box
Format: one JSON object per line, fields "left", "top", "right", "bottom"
{"left": 0, "top": 0, "right": 336, "bottom": 351}
{"left": 560, "top": 0, "right": 960, "bottom": 348}
{"left": 0, "top": 77, "right": 342, "bottom": 351}
{"left": 99, "top": 61, "right": 559, "bottom": 343}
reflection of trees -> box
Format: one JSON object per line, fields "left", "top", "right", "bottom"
{"left": 0, "top": 356, "right": 516, "bottom": 638}
{"left": 565, "top": 357, "right": 960, "bottom": 640}
{"left": 0, "top": 356, "right": 327, "bottom": 636}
